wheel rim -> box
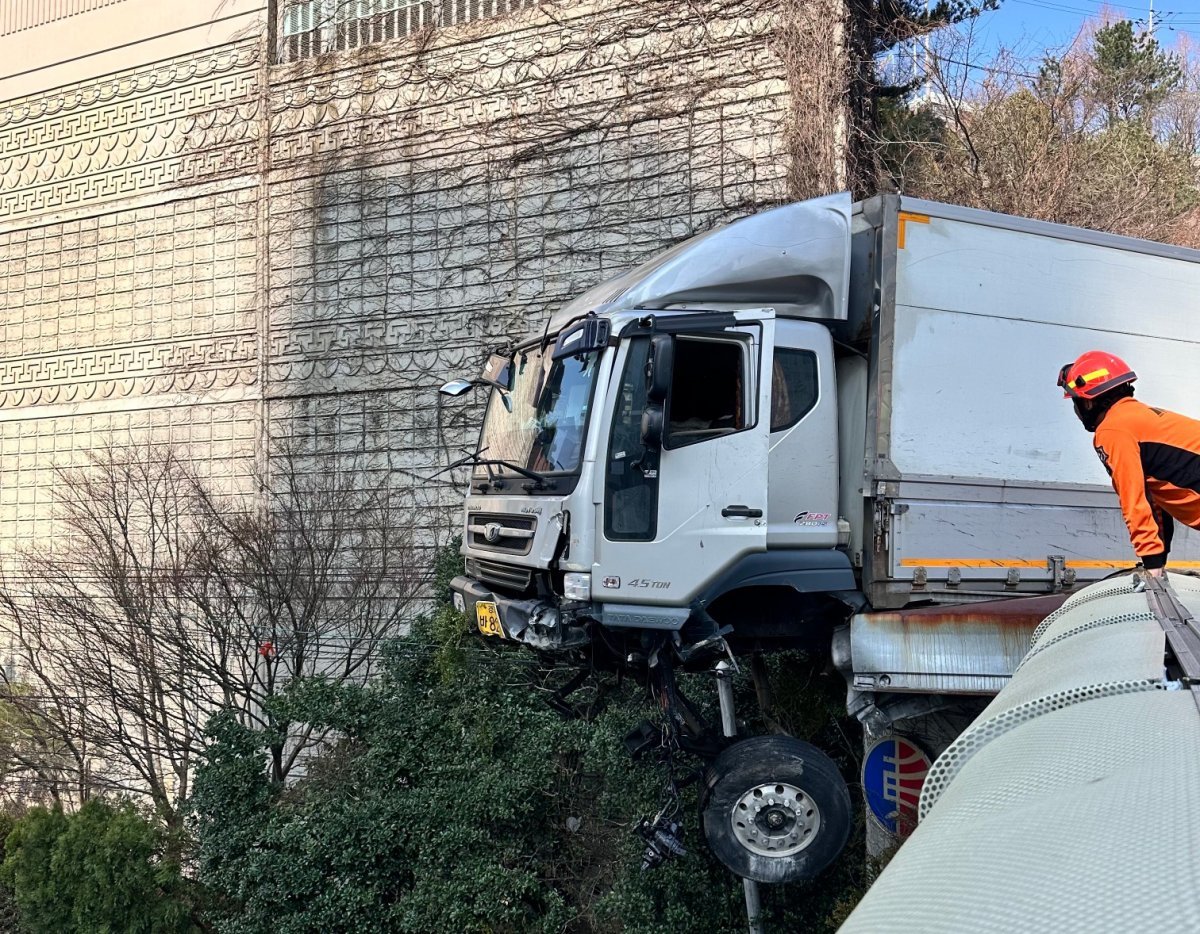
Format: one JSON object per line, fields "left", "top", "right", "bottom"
{"left": 730, "top": 781, "right": 821, "bottom": 858}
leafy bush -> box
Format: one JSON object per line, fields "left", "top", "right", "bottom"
{"left": 0, "top": 800, "right": 200, "bottom": 933}
{"left": 0, "top": 811, "right": 20, "bottom": 931}
{"left": 191, "top": 608, "right": 870, "bottom": 933}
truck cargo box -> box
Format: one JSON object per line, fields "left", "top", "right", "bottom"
{"left": 848, "top": 195, "right": 1200, "bottom": 608}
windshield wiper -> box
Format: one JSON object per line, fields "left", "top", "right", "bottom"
{"left": 472, "top": 458, "right": 552, "bottom": 489}
{"left": 435, "top": 447, "right": 552, "bottom": 491}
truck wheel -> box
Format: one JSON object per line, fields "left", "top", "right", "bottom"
{"left": 701, "top": 736, "right": 851, "bottom": 884}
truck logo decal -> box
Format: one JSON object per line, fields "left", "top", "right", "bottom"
{"left": 483, "top": 523, "right": 503, "bottom": 543}
{"left": 794, "top": 511, "right": 832, "bottom": 526}
{"left": 862, "top": 737, "right": 931, "bottom": 838}
{"left": 628, "top": 578, "right": 669, "bottom": 590}
{"left": 602, "top": 576, "right": 621, "bottom": 589}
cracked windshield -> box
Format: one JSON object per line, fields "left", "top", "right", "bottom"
{"left": 476, "top": 345, "right": 600, "bottom": 478}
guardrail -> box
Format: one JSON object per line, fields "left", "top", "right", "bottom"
{"left": 839, "top": 571, "right": 1200, "bottom": 934}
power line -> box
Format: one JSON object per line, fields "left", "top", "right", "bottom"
{"left": 1010, "top": 0, "right": 1184, "bottom": 20}
{"left": 927, "top": 51, "right": 1046, "bottom": 80}
{"left": 1004, "top": 0, "right": 1200, "bottom": 34}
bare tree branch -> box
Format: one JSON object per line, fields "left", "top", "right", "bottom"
{"left": 0, "top": 440, "right": 424, "bottom": 824}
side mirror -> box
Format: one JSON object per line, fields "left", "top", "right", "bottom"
{"left": 480, "top": 353, "right": 513, "bottom": 391}
{"left": 641, "top": 403, "right": 664, "bottom": 448}
{"left": 646, "top": 334, "right": 674, "bottom": 403}
{"left": 439, "top": 379, "right": 475, "bottom": 397}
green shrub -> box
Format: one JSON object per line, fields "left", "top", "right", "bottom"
{"left": 191, "top": 608, "right": 869, "bottom": 933}
{"left": 0, "top": 811, "right": 21, "bottom": 932}
{"left": 1, "top": 800, "right": 200, "bottom": 933}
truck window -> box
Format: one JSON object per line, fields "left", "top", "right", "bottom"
{"left": 770, "top": 348, "right": 818, "bottom": 432}
{"left": 665, "top": 337, "right": 746, "bottom": 447}
{"left": 605, "top": 338, "right": 659, "bottom": 542}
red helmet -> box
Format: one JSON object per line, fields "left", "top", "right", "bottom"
{"left": 1057, "top": 351, "right": 1137, "bottom": 400}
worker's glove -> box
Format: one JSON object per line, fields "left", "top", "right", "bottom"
{"left": 1133, "top": 566, "right": 1166, "bottom": 592}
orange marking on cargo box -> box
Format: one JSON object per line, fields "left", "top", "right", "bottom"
{"left": 897, "top": 211, "right": 930, "bottom": 249}
{"left": 899, "top": 558, "right": 1200, "bottom": 570}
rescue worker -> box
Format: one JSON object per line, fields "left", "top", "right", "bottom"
{"left": 1058, "top": 351, "right": 1200, "bottom": 577}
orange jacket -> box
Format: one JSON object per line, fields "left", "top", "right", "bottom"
{"left": 1093, "top": 397, "right": 1200, "bottom": 569}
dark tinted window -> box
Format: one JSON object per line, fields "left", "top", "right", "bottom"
{"left": 770, "top": 348, "right": 818, "bottom": 432}
{"left": 605, "top": 338, "right": 659, "bottom": 541}
{"left": 665, "top": 337, "right": 746, "bottom": 447}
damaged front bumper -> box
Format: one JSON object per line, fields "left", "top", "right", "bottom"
{"left": 450, "top": 576, "right": 591, "bottom": 650}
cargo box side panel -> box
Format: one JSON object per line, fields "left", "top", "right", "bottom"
{"left": 871, "top": 207, "right": 1200, "bottom": 601}
{"left": 890, "top": 212, "right": 1200, "bottom": 484}
{"left": 890, "top": 495, "right": 1152, "bottom": 578}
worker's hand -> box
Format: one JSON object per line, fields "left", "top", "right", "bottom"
{"left": 1145, "top": 566, "right": 1166, "bottom": 578}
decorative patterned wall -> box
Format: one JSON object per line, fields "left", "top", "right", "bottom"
{"left": 0, "top": 42, "right": 260, "bottom": 221}
{"left": 263, "top": 0, "right": 800, "bottom": 551}
{"left": 0, "top": 403, "right": 258, "bottom": 548}
{"left": 0, "top": 0, "right": 834, "bottom": 564}
{"left": 0, "top": 191, "right": 259, "bottom": 408}
{"left": 0, "top": 33, "right": 265, "bottom": 563}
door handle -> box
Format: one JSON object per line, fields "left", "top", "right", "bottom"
{"left": 721, "top": 505, "right": 763, "bottom": 519}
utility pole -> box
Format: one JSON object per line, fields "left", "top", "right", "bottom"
{"left": 912, "top": 0, "right": 933, "bottom": 108}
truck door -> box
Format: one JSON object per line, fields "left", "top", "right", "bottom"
{"left": 594, "top": 310, "right": 774, "bottom": 606}
{"left": 765, "top": 320, "right": 840, "bottom": 548}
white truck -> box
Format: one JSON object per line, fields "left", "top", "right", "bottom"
{"left": 442, "top": 192, "right": 1200, "bottom": 883}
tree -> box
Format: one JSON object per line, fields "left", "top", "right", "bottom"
{"left": 1158, "top": 34, "right": 1200, "bottom": 156}
{"left": 0, "top": 688, "right": 82, "bottom": 811}
{"left": 1090, "top": 19, "right": 1182, "bottom": 127}
{"left": 881, "top": 21, "right": 1200, "bottom": 243}
{"left": 0, "top": 441, "right": 424, "bottom": 827}
{"left": 844, "top": 0, "right": 1000, "bottom": 196}
{"left": 0, "top": 800, "right": 200, "bottom": 934}
{"left": 876, "top": 96, "right": 946, "bottom": 193}
{"left": 0, "top": 811, "right": 19, "bottom": 932}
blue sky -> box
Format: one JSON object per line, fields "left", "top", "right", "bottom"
{"left": 878, "top": 0, "right": 1200, "bottom": 92}
{"left": 968, "top": 0, "right": 1200, "bottom": 59}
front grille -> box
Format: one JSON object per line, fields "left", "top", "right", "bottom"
{"left": 466, "top": 557, "right": 534, "bottom": 594}
{"left": 466, "top": 513, "right": 536, "bottom": 555}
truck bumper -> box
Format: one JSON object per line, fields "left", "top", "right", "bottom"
{"left": 450, "top": 575, "right": 589, "bottom": 650}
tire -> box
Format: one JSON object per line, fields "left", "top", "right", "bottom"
{"left": 701, "top": 735, "right": 852, "bottom": 884}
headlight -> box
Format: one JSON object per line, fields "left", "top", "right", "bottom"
{"left": 452, "top": 592, "right": 466, "bottom": 612}
{"left": 562, "top": 572, "right": 591, "bottom": 602}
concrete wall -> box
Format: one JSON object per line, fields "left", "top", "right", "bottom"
{"left": 0, "top": 0, "right": 838, "bottom": 565}
{"left": 0, "top": 1, "right": 267, "bottom": 563}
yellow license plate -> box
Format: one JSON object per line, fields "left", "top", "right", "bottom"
{"left": 475, "top": 601, "right": 504, "bottom": 638}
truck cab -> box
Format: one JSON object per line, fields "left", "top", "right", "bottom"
{"left": 448, "top": 194, "right": 860, "bottom": 658}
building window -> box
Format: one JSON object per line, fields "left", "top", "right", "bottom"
{"left": 277, "top": 0, "right": 541, "bottom": 63}
{"left": 335, "top": 0, "right": 424, "bottom": 51}
{"left": 0, "top": 0, "right": 126, "bottom": 36}
{"left": 281, "top": 0, "right": 321, "bottom": 62}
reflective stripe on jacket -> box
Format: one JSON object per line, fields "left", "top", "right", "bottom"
{"left": 1093, "top": 397, "right": 1200, "bottom": 569}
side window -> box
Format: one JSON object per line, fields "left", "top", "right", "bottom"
{"left": 770, "top": 348, "right": 818, "bottom": 432}
{"left": 665, "top": 337, "right": 747, "bottom": 448}
{"left": 605, "top": 338, "right": 659, "bottom": 542}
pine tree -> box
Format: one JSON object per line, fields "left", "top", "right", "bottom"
{"left": 1091, "top": 20, "right": 1182, "bottom": 127}
{"left": 845, "top": 0, "right": 1000, "bottom": 196}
